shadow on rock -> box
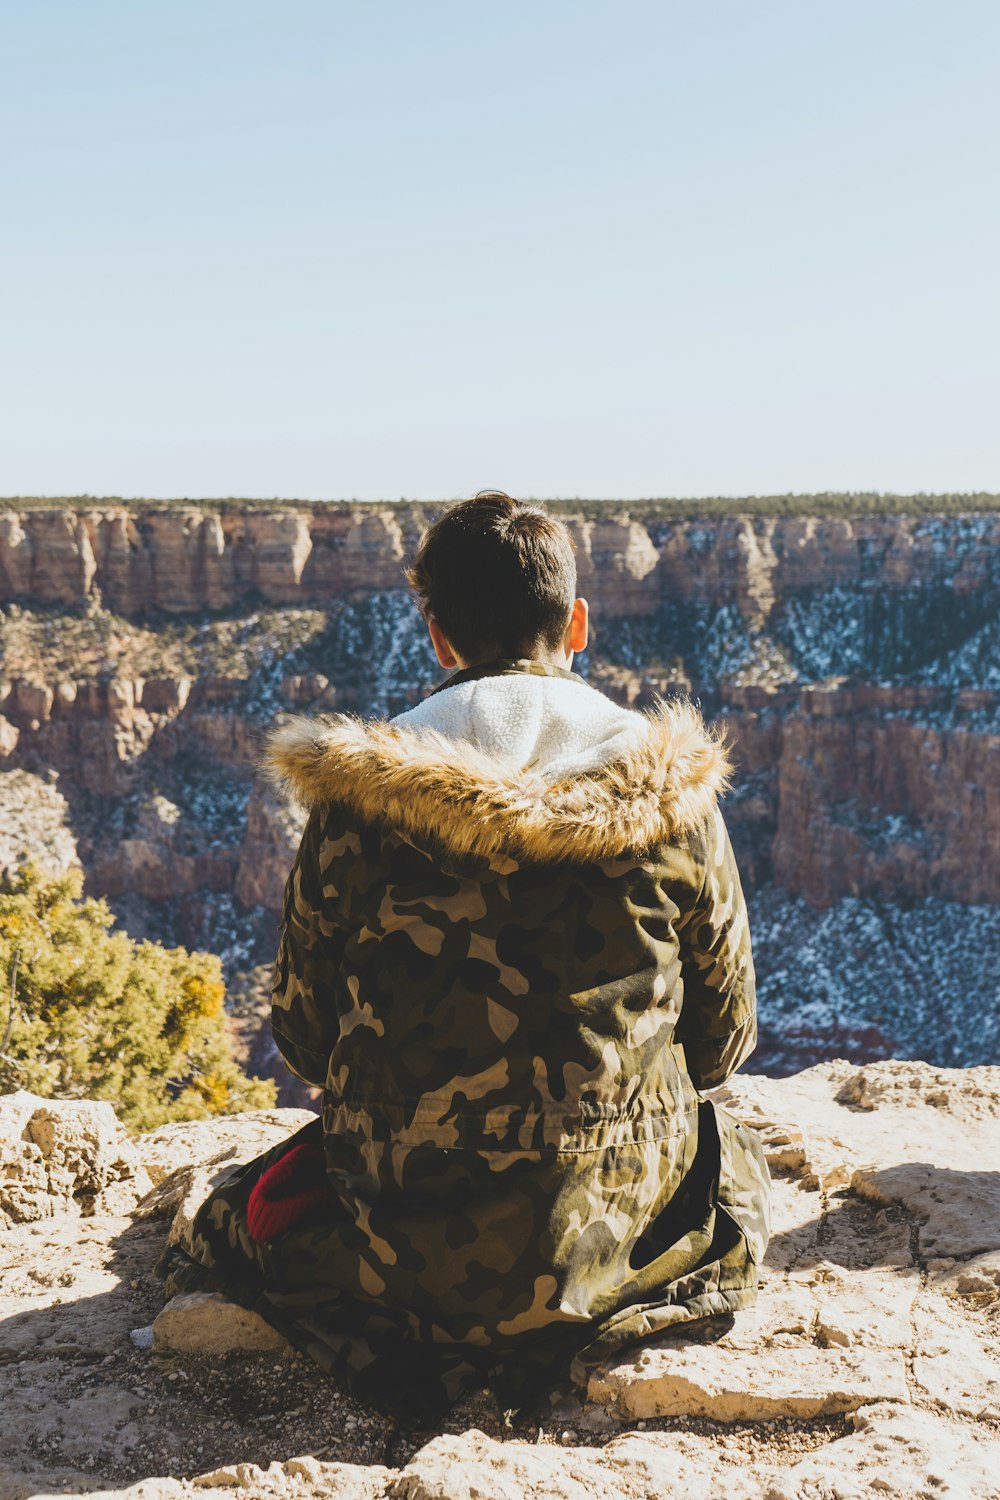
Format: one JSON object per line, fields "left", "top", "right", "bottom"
{"left": 1, "top": 1212, "right": 475, "bottom": 1493}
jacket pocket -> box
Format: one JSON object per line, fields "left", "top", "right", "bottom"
{"left": 711, "top": 1100, "right": 771, "bottom": 1265}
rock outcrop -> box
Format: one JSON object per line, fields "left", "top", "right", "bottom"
{"left": 723, "top": 687, "right": 1000, "bottom": 904}
{"left": 2, "top": 1059, "right": 999, "bottom": 1498}
{"left": 0, "top": 1091, "right": 152, "bottom": 1228}
{"left": 2, "top": 504, "right": 998, "bottom": 621}
{"left": 0, "top": 506, "right": 411, "bottom": 615}
{"left": 0, "top": 770, "right": 79, "bottom": 877}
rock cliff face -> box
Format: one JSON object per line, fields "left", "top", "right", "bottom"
{"left": 721, "top": 685, "right": 998, "bottom": 905}
{"left": 0, "top": 506, "right": 409, "bottom": 613}
{"left": 0, "top": 500, "right": 997, "bottom": 1077}
{"left": 2, "top": 503, "right": 999, "bottom": 620}
{"left": 2, "top": 1061, "right": 999, "bottom": 1498}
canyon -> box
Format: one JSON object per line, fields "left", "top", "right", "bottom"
{"left": 0, "top": 499, "right": 998, "bottom": 1088}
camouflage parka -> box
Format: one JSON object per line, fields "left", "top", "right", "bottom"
{"left": 162, "top": 659, "right": 771, "bottom": 1420}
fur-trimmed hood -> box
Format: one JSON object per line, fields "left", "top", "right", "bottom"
{"left": 265, "top": 669, "right": 730, "bottom": 865}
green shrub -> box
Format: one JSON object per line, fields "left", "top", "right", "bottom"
{"left": 0, "top": 865, "right": 275, "bottom": 1131}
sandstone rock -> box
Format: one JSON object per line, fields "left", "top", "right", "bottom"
{"left": 0, "top": 713, "right": 18, "bottom": 757}
{"left": 307, "top": 507, "right": 409, "bottom": 594}
{"left": 153, "top": 1158, "right": 253, "bottom": 1247}
{"left": 0, "top": 511, "right": 30, "bottom": 594}
{"left": 910, "top": 1296, "right": 1000, "bottom": 1418}
{"left": 139, "top": 509, "right": 234, "bottom": 613}
{"left": 152, "top": 1292, "right": 287, "bottom": 1355}
{"left": 790, "top": 1263, "right": 918, "bottom": 1350}
{"left": 99, "top": 793, "right": 192, "bottom": 901}
{"left": 137, "top": 1108, "right": 317, "bottom": 1186}
{"left": 102, "top": 678, "right": 136, "bottom": 715}
{"left": 771, "top": 712, "right": 1000, "bottom": 904}
{"left": 851, "top": 1158, "right": 1000, "bottom": 1259}
{"left": 0, "top": 771, "right": 78, "bottom": 877}
{"left": 588, "top": 1342, "right": 909, "bottom": 1421}
{"left": 9, "top": 1409, "right": 1000, "bottom": 1500}
{"left": 763, "top": 1402, "right": 1000, "bottom": 1500}
{"left": 280, "top": 1456, "right": 391, "bottom": 1497}
{"left": 735, "top": 521, "right": 778, "bottom": 621}
{"left": 139, "top": 676, "right": 193, "bottom": 713}
{"left": 181, "top": 1407, "right": 1000, "bottom": 1500}
{"left": 715, "top": 1059, "right": 1000, "bottom": 1261}
{"left": 10, "top": 677, "right": 54, "bottom": 723}
{"left": 247, "top": 512, "right": 314, "bottom": 599}
{"left": 0, "top": 1133, "right": 52, "bottom": 1229}
{"left": 174, "top": 709, "right": 262, "bottom": 768}
{"left": 190, "top": 675, "right": 249, "bottom": 707}
{"left": 21, "top": 509, "right": 98, "bottom": 604}
{"left": 835, "top": 1059, "right": 1000, "bottom": 1119}
{"left": 0, "top": 1092, "right": 151, "bottom": 1228}
{"left": 570, "top": 516, "right": 661, "bottom": 616}
{"left": 194, "top": 1459, "right": 390, "bottom": 1497}
{"left": 234, "top": 781, "right": 307, "bottom": 910}
{"left": 930, "top": 1248, "right": 1000, "bottom": 1297}
{"left": 280, "top": 672, "right": 330, "bottom": 706}
{"left": 0, "top": 1215, "right": 148, "bottom": 1355}
{"left": 135, "top": 1108, "right": 319, "bottom": 1248}
{"left": 27, "top": 1100, "right": 140, "bottom": 1193}
{"left": 88, "top": 782, "right": 248, "bottom": 901}
{"left": 384, "top": 1428, "right": 706, "bottom": 1500}
{"left": 2, "top": 504, "right": 996, "bottom": 630}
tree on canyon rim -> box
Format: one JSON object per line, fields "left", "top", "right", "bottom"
{"left": 0, "top": 865, "right": 275, "bottom": 1130}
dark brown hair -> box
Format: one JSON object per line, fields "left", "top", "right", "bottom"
{"left": 405, "top": 491, "right": 577, "bottom": 664}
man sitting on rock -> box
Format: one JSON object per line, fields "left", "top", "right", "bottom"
{"left": 161, "top": 491, "right": 771, "bottom": 1422}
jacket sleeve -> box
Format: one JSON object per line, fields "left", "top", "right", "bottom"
{"left": 673, "top": 806, "right": 757, "bottom": 1092}
{"left": 270, "top": 805, "right": 358, "bottom": 1088}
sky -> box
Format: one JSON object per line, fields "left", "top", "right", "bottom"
{"left": 1, "top": 0, "right": 998, "bottom": 501}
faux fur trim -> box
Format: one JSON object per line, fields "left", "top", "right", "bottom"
{"left": 265, "top": 699, "right": 730, "bottom": 865}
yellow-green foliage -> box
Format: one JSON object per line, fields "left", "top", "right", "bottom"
{"left": 0, "top": 865, "right": 276, "bottom": 1131}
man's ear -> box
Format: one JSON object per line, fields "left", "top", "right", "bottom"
{"left": 567, "top": 597, "right": 589, "bottom": 654}
{"left": 428, "top": 619, "right": 462, "bottom": 670}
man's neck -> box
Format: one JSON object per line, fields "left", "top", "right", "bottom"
{"left": 427, "top": 656, "right": 581, "bottom": 698}
{"left": 455, "top": 647, "right": 573, "bottom": 672}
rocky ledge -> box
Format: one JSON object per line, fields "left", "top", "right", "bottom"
{"left": 2, "top": 1059, "right": 999, "bottom": 1499}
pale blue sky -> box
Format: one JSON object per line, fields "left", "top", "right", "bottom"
{"left": 1, "top": 1, "right": 998, "bottom": 500}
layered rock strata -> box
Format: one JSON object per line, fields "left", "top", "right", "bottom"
{"left": 722, "top": 685, "right": 999, "bottom": 904}
{"left": 1, "top": 505, "right": 998, "bottom": 620}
